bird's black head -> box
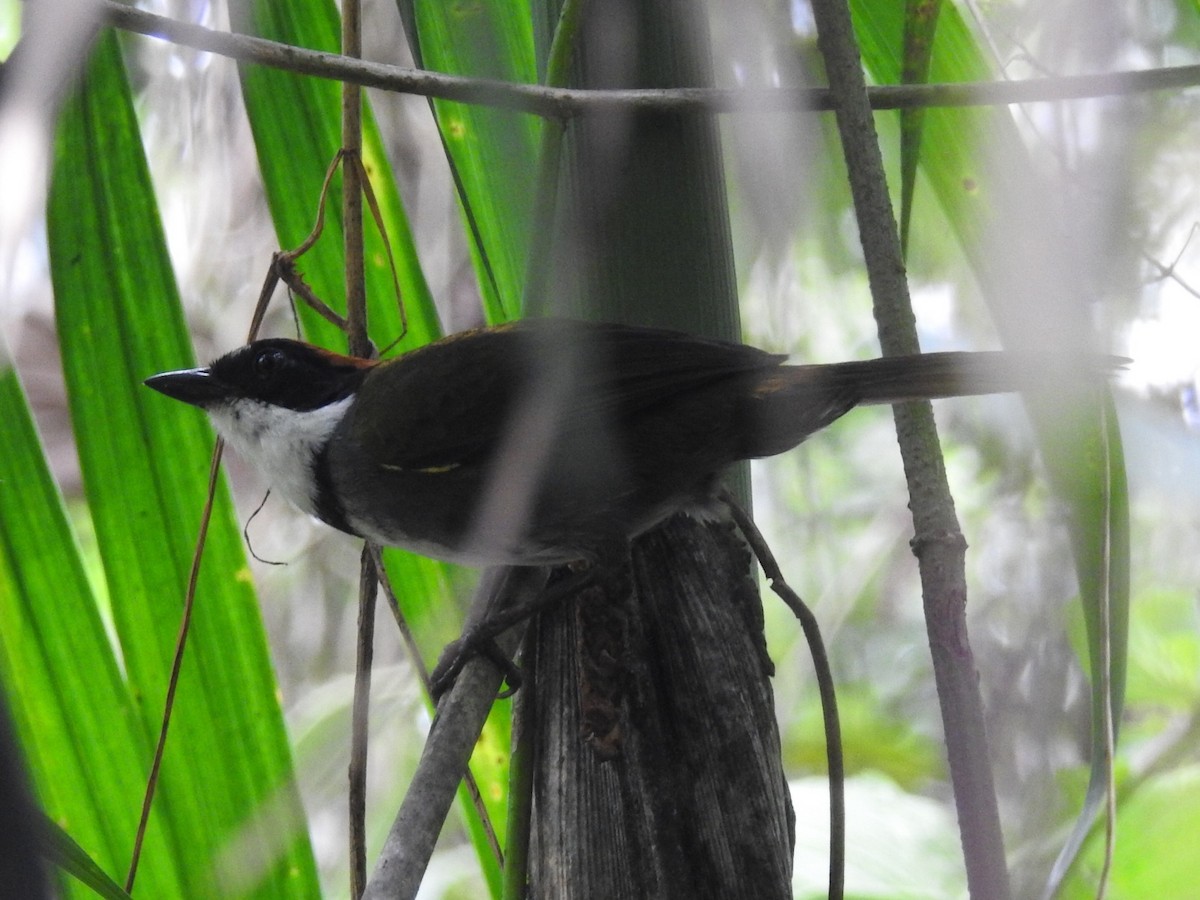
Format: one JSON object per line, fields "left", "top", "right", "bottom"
{"left": 145, "top": 339, "right": 373, "bottom": 412}
{"left": 144, "top": 339, "right": 377, "bottom": 521}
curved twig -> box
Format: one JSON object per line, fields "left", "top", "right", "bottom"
{"left": 720, "top": 490, "right": 844, "bottom": 900}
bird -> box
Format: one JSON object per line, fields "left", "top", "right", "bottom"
{"left": 144, "top": 318, "right": 1071, "bottom": 567}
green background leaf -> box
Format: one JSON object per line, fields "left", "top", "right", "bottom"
{"left": 6, "top": 28, "right": 321, "bottom": 897}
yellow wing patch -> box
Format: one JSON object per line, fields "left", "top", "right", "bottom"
{"left": 380, "top": 462, "right": 462, "bottom": 474}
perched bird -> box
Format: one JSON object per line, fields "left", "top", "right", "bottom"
{"left": 145, "top": 318, "right": 1062, "bottom": 566}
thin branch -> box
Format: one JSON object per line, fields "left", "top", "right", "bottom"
{"left": 362, "top": 567, "right": 548, "bottom": 900}
{"left": 367, "top": 547, "right": 505, "bottom": 867}
{"left": 1142, "top": 223, "right": 1200, "bottom": 300}
{"left": 809, "top": 0, "right": 1011, "bottom": 897}
{"left": 102, "top": 1, "right": 1200, "bottom": 118}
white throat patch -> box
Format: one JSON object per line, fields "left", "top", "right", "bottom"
{"left": 207, "top": 395, "right": 353, "bottom": 517}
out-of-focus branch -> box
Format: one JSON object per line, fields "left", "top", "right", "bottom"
{"left": 102, "top": 1, "right": 1200, "bottom": 118}
{"left": 808, "top": 0, "right": 1010, "bottom": 897}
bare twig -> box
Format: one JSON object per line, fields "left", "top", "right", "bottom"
{"left": 340, "top": 0, "right": 374, "bottom": 892}
{"left": 101, "top": 1, "right": 1200, "bottom": 119}
{"left": 721, "top": 491, "right": 844, "bottom": 900}
{"left": 1142, "top": 223, "right": 1200, "bottom": 300}
{"left": 349, "top": 546, "right": 376, "bottom": 899}
{"left": 502, "top": 625, "right": 536, "bottom": 900}
{"left": 353, "top": 153, "right": 408, "bottom": 350}
{"left": 125, "top": 441, "right": 226, "bottom": 892}
{"left": 341, "top": 0, "right": 366, "bottom": 356}
{"left": 367, "top": 547, "right": 432, "bottom": 690}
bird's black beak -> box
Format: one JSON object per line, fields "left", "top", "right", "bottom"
{"left": 144, "top": 367, "right": 227, "bottom": 408}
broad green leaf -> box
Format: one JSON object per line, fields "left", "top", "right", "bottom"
{"left": 0, "top": 349, "right": 184, "bottom": 897}
{"left": 406, "top": 0, "right": 541, "bottom": 322}
{"left": 45, "top": 28, "right": 318, "bottom": 896}
{"left": 899, "top": 0, "right": 942, "bottom": 254}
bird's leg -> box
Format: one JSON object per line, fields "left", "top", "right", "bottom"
{"left": 430, "top": 566, "right": 598, "bottom": 700}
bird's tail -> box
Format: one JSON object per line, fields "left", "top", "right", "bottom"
{"left": 742, "top": 350, "right": 1116, "bottom": 458}
{"left": 806, "top": 350, "right": 1040, "bottom": 405}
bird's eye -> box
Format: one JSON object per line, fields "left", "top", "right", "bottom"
{"left": 253, "top": 349, "right": 285, "bottom": 379}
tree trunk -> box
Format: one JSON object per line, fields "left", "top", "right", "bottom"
{"left": 523, "top": 3, "right": 796, "bottom": 894}
{"left": 529, "top": 516, "right": 793, "bottom": 898}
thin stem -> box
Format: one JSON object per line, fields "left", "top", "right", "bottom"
{"left": 340, "top": 1, "right": 373, "bottom": 894}
{"left": 124, "top": 441, "right": 225, "bottom": 892}
{"left": 349, "top": 546, "right": 377, "bottom": 899}
{"left": 501, "top": 627, "right": 536, "bottom": 900}
{"left": 341, "top": 0, "right": 367, "bottom": 356}
{"left": 721, "top": 491, "right": 844, "bottom": 900}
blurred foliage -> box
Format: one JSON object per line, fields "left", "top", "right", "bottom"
{"left": 784, "top": 684, "right": 945, "bottom": 790}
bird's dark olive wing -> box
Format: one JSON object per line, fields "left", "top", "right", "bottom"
{"left": 344, "top": 327, "right": 523, "bottom": 472}
{"left": 569, "top": 320, "right": 785, "bottom": 417}
{"left": 346, "top": 320, "right": 786, "bottom": 473}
